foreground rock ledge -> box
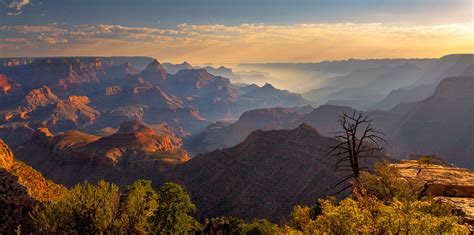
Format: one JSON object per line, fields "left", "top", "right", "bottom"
{"left": 393, "top": 160, "right": 474, "bottom": 228}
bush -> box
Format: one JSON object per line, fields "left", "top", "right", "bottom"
{"left": 152, "top": 182, "right": 201, "bottom": 233}
{"left": 289, "top": 163, "right": 470, "bottom": 234}
{"left": 202, "top": 216, "right": 246, "bottom": 234}
{"left": 353, "top": 162, "right": 423, "bottom": 202}
{"left": 242, "top": 219, "right": 277, "bottom": 235}
{"left": 312, "top": 191, "right": 469, "bottom": 234}
{"left": 117, "top": 180, "right": 158, "bottom": 234}
{"left": 30, "top": 180, "right": 120, "bottom": 234}
{"left": 30, "top": 180, "right": 200, "bottom": 234}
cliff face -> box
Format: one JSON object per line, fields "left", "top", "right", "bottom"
{"left": 0, "top": 139, "right": 66, "bottom": 201}
{"left": 3, "top": 86, "right": 100, "bottom": 133}
{"left": 0, "top": 74, "right": 22, "bottom": 106}
{"left": 28, "top": 120, "right": 189, "bottom": 167}
{"left": 394, "top": 160, "right": 474, "bottom": 228}
{"left": 21, "top": 85, "right": 59, "bottom": 112}
{"left": 390, "top": 76, "right": 474, "bottom": 169}
{"left": 13, "top": 121, "right": 189, "bottom": 187}
{"left": 187, "top": 107, "right": 304, "bottom": 154}
{"left": 0, "top": 139, "right": 66, "bottom": 233}
{"left": 0, "top": 140, "right": 14, "bottom": 170}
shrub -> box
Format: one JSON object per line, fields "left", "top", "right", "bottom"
{"left": 353, "top": 162, "right": 423, "bottom": 202}
{"left": 242, "top": 219, "right": 277, "bottom": 235}
{"left": 289, "top": 163, "right": 470, "bottom": 234}
{"left": 312, "top": 191, "right": 469, "bottom": 234}
{"left": 30, "top": 180, "right": 200, "bottom": 234}
{"left": 152, "top": 182, "right": 201, "bottom": 233}
{"left": 30, "top": 180, "right": 120, "bottom": 234}
{"left": 202, "top": 216, "right": 246, "bottom": 234}
{"left": 117, "top": 180, "right": 158, "bottom": 234}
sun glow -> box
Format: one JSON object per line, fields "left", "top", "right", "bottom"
{"left": 1, "top": 22, "right": 473, "bottom": 64}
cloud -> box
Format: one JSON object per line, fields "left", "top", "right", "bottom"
{"left": 5, "top": 0, "right": 30, "bottom": 16}
{"left": 7, "top": 0, "right": 30, "bottom": 10}
{"left": 1, "top": 25, "right": 65, "bottom": 33}
{"left": 0, "top": 22, "right": 472, "bottom": 64}
{"left": 6, "top": 11, "right": 22, "bottom": 16}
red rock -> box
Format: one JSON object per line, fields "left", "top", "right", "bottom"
{"left": 104, "top": 86, "right": 122, "bottom": 96}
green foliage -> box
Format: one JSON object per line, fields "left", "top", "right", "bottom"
{"left": 152, "top": 182, "right": 201, "bottom": 234}
{"left": 309, "top": 200, "right": 323, "bottom": 219}
{"left": 289, "top": 163, "right": 470, "bottom": 234}
{"left": 117, "top": 180, "right": 158, "bottom": 234}
{"left": 30, "top": 180, "right": 120, "bottom": 234}
{"left": 202, "top": 217, "right": 281, "bottom": 235}
{"left": 30, "top": 180, "right": 200, "bottom": 234}
{"left": 353, "top": 162, "right": 423, "bottom": 202}
{"left": 290, "top": 192, "right": 469, "bottom": 234}
{"left": 418, "top": 155, "right": 436, "bottom": 165}
{"left": 289, "top": 205, "right": 314, "bottom": 231}
{"left": 242, "top": 219, "right": 277, "bottom": 235}
{"left": 312, "top": 191, "right": 469, "bottom": 234}
{"left": 202, "top": 216, "right": 246, "bottom": 234}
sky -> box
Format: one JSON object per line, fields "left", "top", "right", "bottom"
{"left": 0, "top": 0, "right": 473, "bottom": 64}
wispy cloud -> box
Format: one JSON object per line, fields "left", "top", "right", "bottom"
{"left": 6, "top": 11, "right": 22, "bottom": 16}
{"left": 5, "top": 0, "right": 30, "bottom": 16}
{"left": 7, "top": 0, "right": 29, "bottom": 10}
{"left": 0, "top": 22, "right": 473, "bottom": 63}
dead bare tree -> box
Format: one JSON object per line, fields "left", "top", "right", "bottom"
{"left": 326, "top": 110, "right": 387, "bottom": 194}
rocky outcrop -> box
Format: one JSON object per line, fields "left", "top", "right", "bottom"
{"left": 28, "top": 120, "right": 188, "bottom": 167}
{"left": 436, "top": 197, "right": 474, "bottom": 227}
{"left": 139, "top": 59, "right": 169, "bottom": 85}
{"left": 99, "top": 62, "right": 139, "bottom": 86}
{"left": 21, "top": 85, "right": 59, "bottom": 112}
{"left": 171, "top": 69, "right": 226, "bottom": 95}
{"left": 0, "top": 58, "right": 34, "bottom": 67}
{"left": 394, "top": 160, "right": 474, "bottom": 197}
{"left": 14, "top": 121, "right": 189, "bottom": 187}
{"left": 0, "top": 140, "right": 14, "bottom": 171}
{"left": 32, "top": 127, "right": 54, "bottom": 146}
{"left": 4, "top": 87, "right": 101, "bottom": 132}
{"left": 394, "top": 160, "right": 474, "bottom": 227}
{"left": 0, "top": 57, "right": 154, "bottom": 96}
{"left": 2, "top": 58, "right": 108, "bottom": 92}
{"left": 0, "top": 139, "right": 66, "bottom": 233}
{"left": 130, "top": 86, "right": 184, "bottom": 109}
{"left": 186, "top": 107, "right": 304, "bottom": 154}
{"left": 104, "top": 86, "right": 122, "bottom": 96}
{"left": 40, "top": 95, "right": 100, "bottom": 131}
{"left": 0, "top": 74, "right": 22, "bottom": 105}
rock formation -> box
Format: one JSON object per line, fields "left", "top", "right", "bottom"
{"left": 394, "top": 160, "right": 474, "bottom": 229}
{"left": 0, "top": 139, "right": 66, "bottom": 233}
{"left": 390, "top": 76, "right": 474, "bottom": 169}
{"left": 14, "top": 120, "right": 189, "bottom": 187}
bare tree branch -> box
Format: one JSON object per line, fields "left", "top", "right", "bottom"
{"left": 325, "top": 111, "right": 387, "bottom": 194}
